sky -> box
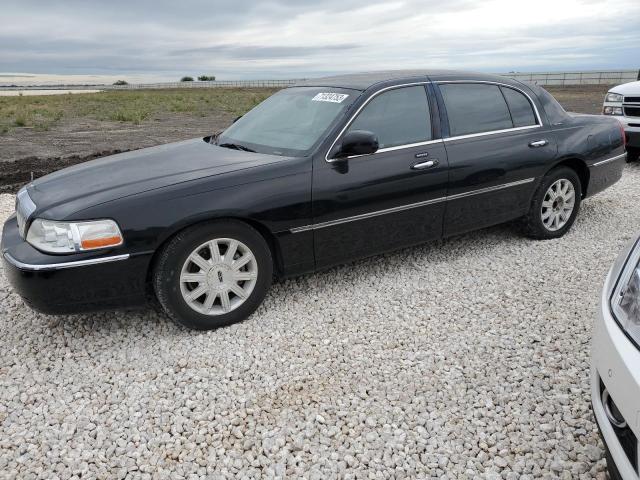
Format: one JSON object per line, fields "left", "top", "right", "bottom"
{"left": 1, "top": 0, "right": 639, "bottom": 84}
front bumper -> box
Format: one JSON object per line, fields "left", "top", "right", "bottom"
{"left": 613, "top": 116, "right": 640, "bottom": 148}
{"left": 591, "top": 265, "right": 640, "bottom": 479}
{"left": 627, "top": 131, "right": 640, "bottom": 149}
{"left": 1, "top": 215, "right": 151, "bottom": 314}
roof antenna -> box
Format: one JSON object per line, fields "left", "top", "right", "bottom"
{"left": 30, "top": 171, "right": 34, "bottom": 182}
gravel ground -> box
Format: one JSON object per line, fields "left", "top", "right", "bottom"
{"left": 1, "top": 163, "right": 639, "bottom": 479}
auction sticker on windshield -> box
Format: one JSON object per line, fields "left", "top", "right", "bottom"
{"left": 312, "top": 92, "right": 349, "bottom": 103}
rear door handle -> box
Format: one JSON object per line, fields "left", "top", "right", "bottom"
{"left": 529, "top": 140, "right": 548, "bottom": 148}
{"left": 411, "top": 159, "right": 439, "bottom": 170}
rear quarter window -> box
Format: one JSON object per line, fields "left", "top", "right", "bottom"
{"left": 529, "top": 84, "right": 570, "bottom": 125}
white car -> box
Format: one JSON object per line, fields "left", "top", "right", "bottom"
{"left": 603, "top": 80, "right": 640, "bottom": 161}
{"left": 592, "top": 235, "right": 640, "bottom": 479}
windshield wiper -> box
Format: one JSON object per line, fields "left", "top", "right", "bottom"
{"left": 217, "top": 142, "right": 256, "bottom": 153}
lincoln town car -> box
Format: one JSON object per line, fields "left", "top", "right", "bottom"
{"left": 1, "top": 70, "right": 627, "bottom": 329}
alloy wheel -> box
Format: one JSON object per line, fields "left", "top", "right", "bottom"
{"left": 179, "top": 238, "right": 258, "bottom": 315}
{"left": 541, "top": 179, "right": 575, "bottom": 232}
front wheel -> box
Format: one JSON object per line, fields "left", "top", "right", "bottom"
{"left": 522, "top": 167, "right": 582, "bottom": 239}
{"left": 153, "top": 220, "right": 273, "bottom": 330}
{"left": 627, "top": 147, "right": 639, "bottom": 162}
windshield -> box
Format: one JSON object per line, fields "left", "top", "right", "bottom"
{"left": 217, "top": 86, "right": 358, "bottom": 156}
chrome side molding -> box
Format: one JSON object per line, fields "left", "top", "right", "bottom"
{"left": 591, "top": 153, "right": 627, "bottom": 167}
{"left": 290, "top": 196, "right": 447, "bottom": 233}
{"left": 446, "top": 178, "right": 535, "bottom": 201}
{"left": 290, "top": 178, "right": 535, "bottom": 233}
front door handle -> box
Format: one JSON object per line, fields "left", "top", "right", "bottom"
{"left": 411, "top": 159, "right": 439, "bottom": 170}
{"left": 529, "top": 140, "right": 548, "bottom": 148}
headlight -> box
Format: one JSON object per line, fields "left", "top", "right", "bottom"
{"left": 611, "top": 245, "right": 640, "bottom": 348}
{"left": 603, "top": 106, "right": 623, "bottom": 115}
{"left": 605, "top": 92, "right": 623, "bottom": 103}
{"left": 26, "top": 219, "right": 123, "bottom": 254}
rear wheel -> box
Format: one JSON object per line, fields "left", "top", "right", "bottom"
{"left": 153, "top": 220, "right": 273, "bottom": 330}
{"left": 522, "top": 167, "right": 582, "bottom": 239}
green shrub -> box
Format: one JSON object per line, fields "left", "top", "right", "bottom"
{"left": 197, "top": 75, "right": 216, "bottom": 81}
{"left": 180, "top": 76, "right": 194, "bottom": 82}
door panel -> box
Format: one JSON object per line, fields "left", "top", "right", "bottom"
{"left": 436, "top": 81, "right": 558, "bottom": 237}
{"left": 443, "top": 128, "right": 557, "bottom": 236}
{"left": 312, "top": 142, "right": 449, "bottom": 268}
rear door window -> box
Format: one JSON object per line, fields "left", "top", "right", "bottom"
{"left": 440, "top": 83, "right": 513, "bottom": 137}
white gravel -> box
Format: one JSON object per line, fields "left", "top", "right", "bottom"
{"left": 2, "top": 163, "right": 640, "bottom": 479}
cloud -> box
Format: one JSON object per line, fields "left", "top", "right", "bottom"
{"left": 0, "top": 0, "right": 638, "bottom": 80}
{"left": 171, "top": 44, "right": 361, "bottom": 60}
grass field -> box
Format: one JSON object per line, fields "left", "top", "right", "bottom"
{"left": 0, "top": 84, "right": 611, "bottom": 135}
{"left": 0, "top": 88, "right": 276, "bottom": 134}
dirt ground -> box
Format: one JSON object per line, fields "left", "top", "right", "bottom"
{"left": 544, "top": 84, "right": 610, "bottom": 115}
{"left": 0, "top": 112, "right": 235, "bottom": 193}
{"left": 0, "top": 84, "right": 612, "bottom": 193}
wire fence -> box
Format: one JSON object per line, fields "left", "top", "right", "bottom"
{"left": 103, "top": 79, "right": 305, "bottom": 90}
{"left": 94, "top": 70, "right": 640, "bottom": 89}
{"left": 2, "top": 70, "right": 638, "bottom": 91}
{"left": 499, "top": 70, "right": 639, "bottom": 86}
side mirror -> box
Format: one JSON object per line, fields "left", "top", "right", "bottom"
{"left": 337, "top": 130, "right": 379, "bottom": 158}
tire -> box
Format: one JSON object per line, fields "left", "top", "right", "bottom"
{"left": 627, "top": 147, "right": 639, "bottom": 162}
{"left": 153, "top": 220, "right": 273, "bottom": 330}
{"left": 522, "top": 167, "right": 582, "bottom": 239}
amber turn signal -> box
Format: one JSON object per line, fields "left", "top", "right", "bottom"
{"left": 81, "top": 236, "right": 123, "bottom": 250}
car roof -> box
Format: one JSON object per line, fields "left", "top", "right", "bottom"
{"left": 294, "top": 70, "right": 521, "bottom": 91}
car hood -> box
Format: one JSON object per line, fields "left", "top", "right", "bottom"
{"left": 27, "top": 138, "right": 294, "bottom": 214}
{"left": 609, "top": 80, "right": 640, "bottom": 95}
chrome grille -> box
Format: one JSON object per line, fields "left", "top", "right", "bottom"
{"left": 15, "top": 188, "right": 36, "bottom": 238}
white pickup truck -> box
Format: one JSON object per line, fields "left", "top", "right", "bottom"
{"left": 603, "top": 80, "right": 640, "bottom": 161}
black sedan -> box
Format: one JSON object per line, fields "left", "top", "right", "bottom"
{"left": 1, "top": 70, "right": 627, "bottom": 329}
